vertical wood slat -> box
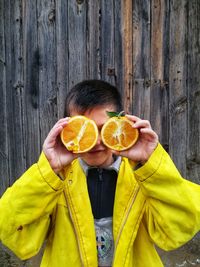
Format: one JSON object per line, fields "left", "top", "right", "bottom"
{"left": 23, "top": 0, "right": 40, "bottom": 168}
{"left": 131, "top": 0, "right": 151, "bottom": 118}
{"left": 114, "top": 1, "right": 123, "bottom": 93}
{"left": 4, "top": 0, "right": 26, "bottom": 184}
{"left": 122, "top": 0, "right": 133, "bottom": 114}
{"left": 150, "top": 0, "right": 169, "bottom": 147}
{"left": 187, "top": 0, "right": 200, "bottom": 183}
{"left": 38, "top": 0, "right": 58, "bottom": 143}
{"left": 56, "top": 0, "right": 69, "bottom": 118}
{"left": 169, "top": 0, "right": 188, "bottom": 175}
{"left": 68, "top": 0, "right": 87, "bottom": 88}
{"left": 10, "top": 0, "right": 25, "bottom": 177}
{"left": 100, "top": 0, "right": 115, "bottom": 85}
{"left": 86, "top": 0, "right": 100, "bottom": 79}
{"left": 0, "top": 0, "right": 9, "bottom": 195}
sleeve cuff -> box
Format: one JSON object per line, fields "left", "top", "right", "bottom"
{"left": 134, "top": 143, "right": 164, "bottom": 182}
{"left": 37, "top": 152, "right": 64, "bottom": 191}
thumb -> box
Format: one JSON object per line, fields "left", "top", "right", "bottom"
{"left": 111, "top": 150, "right": 127, "bottom": 158}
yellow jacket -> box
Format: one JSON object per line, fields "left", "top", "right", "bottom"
{"left": 0, "top": 144, "right": 200, "bottom": 267}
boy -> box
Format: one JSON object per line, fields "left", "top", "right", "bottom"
{"left": 0, "top": 80, "right": 200, "bottom": 267}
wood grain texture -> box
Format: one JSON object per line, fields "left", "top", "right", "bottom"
{"left": 169, "top": 0, "right": 188, "bottom": 175}
{"left": 100, "top": 0, "right": 115, "bottom": 84}
{"left": 23, "top": 0, "right": 41, "bottom": 169}
{"left": 150, "top": 0, "right": 169, "bottom": 150}
{"left": 132, "top": 0, "right": 151, "bottom": 119}
{"left": 37, "top": 0, "right": 58, "bottom": 144}
{"left": 186, "top": 0, "right": 200, "bottom": 183}
{"left": 86, "top": 0, "right": 100, "bottom": 79}
{"left": 68, "top": 0, "right": 87, "bottom": 88}
{"left": 56, "top": 0, "right": 69, "bottom": 118}
{"left": 3, "top": 0, "right": 26, "bottom": 186}
{"left": 0, "top": 0, "right": 9, "bottom": 194}
{"left": 122, "top": 0, "right": 133, "bottom": 114}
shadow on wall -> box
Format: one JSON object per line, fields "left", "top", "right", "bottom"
{"left": 0, "top": 233, "right": 200, "bottom": 267}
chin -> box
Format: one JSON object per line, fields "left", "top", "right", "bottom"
{"left": 81, "top": 151, "right": 111, "bottom": 167}
{"left": 82, "top": 157, "right": 106, "bottom": 167}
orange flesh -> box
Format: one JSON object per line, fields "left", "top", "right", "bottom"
{"left": 61, "top": 117, "right": 98, "bottom": 153}
{"left": 101, "top": 117, "right": 139, "bottom": 151}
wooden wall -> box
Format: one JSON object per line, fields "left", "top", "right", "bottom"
{"left": 123, "top": 0, "right": 200, "bottom": 183}
{"left": 0, "top": 0, "right": 200, "bottom": 266}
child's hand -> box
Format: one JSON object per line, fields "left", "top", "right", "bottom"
{"left": 113, "top": 115, "right": 159, "bottom": 164}
{"left": 43, "top": 118, "right": 79, "bottom": 174}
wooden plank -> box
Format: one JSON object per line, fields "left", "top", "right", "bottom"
{"left": 114, "top": 1, "right": 123, "bottom": 93}
{"left": 56, "top": 0, "right": 69, "bottom": 118}
{"left": 86, "top": 0, "right": 100, "bottom": 79}
{"left": 150, "top": 0, "right": 169, "bottom": 149}
{"left": 23, "top": 0, "right": 41, "bottom": 168}
{"left": 37, "top": 0, "right": 58, "bottom": 143}
{"left": 68, "top": 0, "right": 87, "bottom": 88}
{"left": 131, "top": 0, "right": 151, "bottom": 117}
{"left": 0, "top": 0, "right": 9, "bottom": 196}
{"left": 186, "top": 0, "right": 200, "bottom": 184}
{"left": 169, "top": 0, "right": 188, "bottom": 175}
{"left": 133, "top": 79, "right": 146, "bottom": 117}
{"left": 3, "top": 0, "right": 26, "bottom": 185}
{"left": 100, "top": 0, "right": 116, "bottom": 85}
{"left": 122, "top": 0, "right": 133, "bottom": 113}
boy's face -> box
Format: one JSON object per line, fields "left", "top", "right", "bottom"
{"left": 70, "top": 105, "right": 115, "bottom": 167}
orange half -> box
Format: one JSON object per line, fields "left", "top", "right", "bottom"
{"left": 101, "top": 116, "right": 139, "bottom": 151}
{"left": 60, "top": 116, "right": 98, "bottom": 153}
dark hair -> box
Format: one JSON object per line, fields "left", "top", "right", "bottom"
{"left": 65, "top": 80, "right": 123, "bottom": 116}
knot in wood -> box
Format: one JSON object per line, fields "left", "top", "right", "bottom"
{"left": 76, "top": 0, "right": 84, "bottom": 4}
{"left": 48, "top": 9, "right": 55, "bottom": 22}
{"left": 107, "top": 68, "right": 115, "bottom": 76}
{"left": 144, "top": 79, "right": 151, "bottom": 87}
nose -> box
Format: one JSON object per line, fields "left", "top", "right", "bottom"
{"left": 95, "top": 130, "right": 102, "bottom": 146}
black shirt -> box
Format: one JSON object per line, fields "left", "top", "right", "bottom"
{"left": 87, "top": 168, "right": 118, "bottom": 219}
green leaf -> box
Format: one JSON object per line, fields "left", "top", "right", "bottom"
{"left": 106, "top": 110, "right": 125, "bottom": 118}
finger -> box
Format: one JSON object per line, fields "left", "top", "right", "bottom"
{"left": 111, "top": 149, "right": 119, "bottom": 154}
{"left": 44, "top": 117, "right": 71, "bottom": 148}
{"left": 111, "top": 149, "right": 129, "bottom": 156}
{"left": 133, "top": 120, "right": 151, "bottom": 129}
{"left": 125, "top": 114, "right": 142, "bottom": 123}
{"left": 53, "top": 117, "right": 70, "bottom": 128}
{"left": 51, "top": 125, "right": 65, "bottom": 139}
{"left": 112, "top": 149, "right": 132, "bottom": 160}
{"left": 48, "top": 118, "right": 70, "bottom": 136}
{"left": 44, "top": 126, "right": 62, "bottom": 147}
{"left": 139, "top": 128, "right": 158, "bottom": 140}
{"left": 44, "top": 125, "right": 65, "bottom": 148}
{"left": 111, "top": 150, "right": 122, "bottom": 156}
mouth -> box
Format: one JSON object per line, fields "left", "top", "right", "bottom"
{"left": 88, "top": 148, "right": 105, "bottom": 154}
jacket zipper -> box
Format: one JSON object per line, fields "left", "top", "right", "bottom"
{"left": 63, "top": 188, "right": 85, "bottom": 266}
{"left": 112, "top": 185, "right": 140, "bottom": 266}
{"left": 98, "top": 168, "right": 103, "bottom": 181}
{"left": 97, "top": 168, "right": 103, "bottom": 218}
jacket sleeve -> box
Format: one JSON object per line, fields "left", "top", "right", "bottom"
{"left": 134, "top": 143, "right": 200, "bottom": 251}
{"left": 0, "top": 152, "right": 64, "bottom": 260}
